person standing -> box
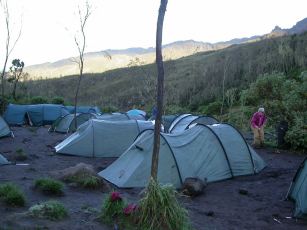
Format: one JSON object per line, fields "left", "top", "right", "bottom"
{"left": 250, "top": 107, "right": 267, "bottom": 148}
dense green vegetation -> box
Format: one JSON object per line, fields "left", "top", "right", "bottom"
{"left": 220, "top": 71, "right": 306, "bottom": 150}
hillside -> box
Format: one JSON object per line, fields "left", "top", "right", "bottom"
{"left": 24, "top": 17, "right": 307, "bottom": 79}
{"left": 22, "top": 32, "right": 307, "bottom": 111}
{"left": 24, "top": 41, "right": 228, "bottom": 79}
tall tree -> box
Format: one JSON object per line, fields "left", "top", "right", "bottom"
{"left": 8, "top": 58, "right": 24, "bottom": 100}
{"left": 151, "top": 0, "right": 168, "bottom": 180}
{"left": 73, "top": 1, "right": 91, "bottom": 128}
{"left": 0, "top": 0, "right": 22, "bottom": 113}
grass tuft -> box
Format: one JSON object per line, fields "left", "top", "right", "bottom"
{"left": 137, "top": 178, "right": 191, "bottom": 230}
{"left": 34, "top": 178, "right": 64, "bottom": 195}
{"left": 0, "top": 183, "right": 25, "bottom": 206}
{"left": 78, "top": 176, "right": 101, "bottom": 189}
{"left": 65, "top": 173, "right": 101, "bottom": 189}
{"left": 28, "top": 200, "right": 68, "bottom": 220}
{"left": 15, "top": 148, "right": 27, "bottom": 161}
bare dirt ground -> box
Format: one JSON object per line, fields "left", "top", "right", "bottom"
{"left": 0, "top": 126, "right": 306, "bottom": 230}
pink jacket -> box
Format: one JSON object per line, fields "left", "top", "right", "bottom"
{"left": 251, "top": 112, "right": 267, "bottom": 128}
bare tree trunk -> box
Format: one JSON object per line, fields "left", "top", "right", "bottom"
{"left": 1, "top": 2, "right": 10, "bottom": 113}
{"left": 73, "top": 1, "right": 91, "bottom": 129}
{"left": 1, "top": 57, "right": 8, "bottom": 112}
{"left": 220, "top": 56, "right": 229, "bottom": 117}
{"left": 1, "top": 0, "right": 22, "bottom": 113}
{"left": 151, "top": 0, "right": 168, "bottom": 181}
{"left": 74, "top": 60, "right": 84, "bottom": 129}
{"left": 12, "top": 78, "right": 18, "bottom": 100}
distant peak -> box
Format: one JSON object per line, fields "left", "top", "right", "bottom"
{"left": 272, "top": 25, "right": 283, "bottom": 32}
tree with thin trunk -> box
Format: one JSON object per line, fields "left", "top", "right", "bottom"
{"left": 150, "top": 0, "right": 168, "bottom": 181}
{"left": 8, "top": 58, "right": 24, "bottom": 100}
{"left": 220, "top": 56, "right": 230, "bottom": 117}
{"left": 0, "top": 0, "right": 22, "bottom": 113}
{"left": 137, "top": 3, "right": 190, "bottom": 229}
{"left": 72, "top": 1, "right": 91, "bottom": 129}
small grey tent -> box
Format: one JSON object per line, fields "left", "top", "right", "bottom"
{"left": 287, "top": 158, "right": 307, "bottom": 218}
{"left": 50, "top": 113, "right": 97, "bottom": 133}
{"left": 168, "top": 114, "right": 218, "bottom": 133}
{"left": 0, "top": 116, "right": 11, "bottom": 138}
{"left": 99, "top": 124, "right": 266, "bottom": 188}
{"left": 0, "top": 154, "right": 10, "bottom": 165}
{"left": 55, "top": 119, "right": 154, "bottom": 157}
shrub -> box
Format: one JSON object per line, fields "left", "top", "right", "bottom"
{"left": 201, "top": 101, "right": 222, "bottom": 115}
{"left": 30, "top": 96, "right": 48, "bottom": 104}
{"left": 15, "top": 148, "right": 27, "bottom": 161}
{"left": 28, "top": 200, "right": 68, "bottom": 220}
{"left": 165, "top": 104, "right": 189, "bottom": 114}
{"left": 51, "top": 97, "right": 64, "bottom": 105}
{"left": 65, "top": 173, "right": 102, "bottom": 189}
{"left": 137, "top": 179, "right": 191, "bottom": 230}
{"left": 102, "top": 105, "right": 118, "bottom": 113}
{"left": 0, "top": 183, "right": 25, "bottom": 206}
{"left": 285, "top": 113, "right": 307, "bottom": 151}
{"left": 34, "top": 178, "right": 64, "bottom": 195}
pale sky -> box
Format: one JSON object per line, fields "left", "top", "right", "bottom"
{"left": 0, "top": 0, "right": 306, "bottom": 67}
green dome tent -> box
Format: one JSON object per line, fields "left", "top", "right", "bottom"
{"left": 50, "top": 113, "right": 98, "bottom": 133}
{"left": 55, "top": 119, "right": 154, "bottom": 157}
{"left": 51, "top": 112, "right": 148, "bottom": 134}
{"left": 287, "top": 158, "right": 307, "bottom": 218}
{"left": 0, "top": 116, "right": 11, "bottom": 138}
{"left": 99, "top": 124, "right": 266, "bottom": 188}
{"left": 168, "top": 114, "right": 218, "bottom": 133}
{"left": 4, "top": 104, "right": 69, "bottom": 126}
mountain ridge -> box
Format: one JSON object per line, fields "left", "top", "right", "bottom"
{"left": 25, "top": 17, "right": 307, "bottom": 78}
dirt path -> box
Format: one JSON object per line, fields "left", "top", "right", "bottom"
{"left": 0, "top": 127, "right": 306, "bottom": 229}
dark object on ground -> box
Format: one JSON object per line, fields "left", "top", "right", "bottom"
{"left": 276, "top": 121, "right": 288, "bottom": 148}
{"left": 206, "top": 211, "right": 214, "bottom": 217}
{"left": 182, "top": 177, "right": 206, "bottom": 196}
{"left": 239, "top": 189, "right": 249, "bottom": 195}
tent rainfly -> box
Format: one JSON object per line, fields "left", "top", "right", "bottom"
{"left": 168, "top": 114, "right": 219, "bottom": 133}
{"left": 4, "top": 104, "right": 70, "bottom": 126}
{"left": 127, "top": 109, "right": 146, "bottom": 118}
{"left": 96, "top": 113, "right": 146, "bottom": 121}
{"left": 50, "top": 113, "right": 97, "bottom": 133}
{"left": 287, "top": 158, "right": 307, "bottom": 218}
{"left": 0, "top": 116, "right": 12, "bottom": 138}
{"left": 99, "top": 124, "right": 266, "bottom": 188}
{"left": 0, "top": 154, "right": 10, "bottom": 165}
{"left": 65, "top": 105, "right": 101, "bottom": 114}
{"left": 55, "top": 119, "right": 154, "bottom": 157}
{"left": 51, "top": 112, "right": 146, "bottom": 133}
